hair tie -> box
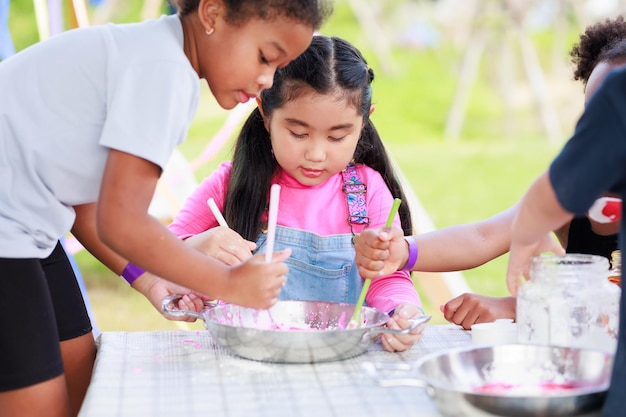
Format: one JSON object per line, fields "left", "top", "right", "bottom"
{"left": 366, "top": 65, "right": 374, "bottom": 83}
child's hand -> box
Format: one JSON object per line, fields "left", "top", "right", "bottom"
{"left": 184, "top": 227, "right": 256, "bottom": 266}
{"left": 507, "top": 232, "right": 564, "bottom": 297}
{"left": 175, "top": 293, "right": 206, "bottom": 314}
{"left": 537, "top": 231, "right": 565, "bottom": 257}
{"left": 354, "top": 227, "right": 407, "bottom": 279}
{"left": 225, "top": 249, "right": 291, "bottom": 309}
{"left": 441, "top": 294, "right": 516, "bottom": 330}
{"left": 132, "top": 272, "right": 209, "bottom": 322}
{"left": 380, "top": 303, "right": 427, "bottom": 352}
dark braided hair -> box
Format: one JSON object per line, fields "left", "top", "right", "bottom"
{"left": 223, "top": 35, "right": 413, "bottom": 241}
{"left": 570, "top": 15, "right": 626, "bottom": 86}
{"left": 172, "top": 0, "right": 332, "bottom": 30}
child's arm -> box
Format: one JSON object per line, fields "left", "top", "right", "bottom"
{"left": 507, "top": 172, "right": 573, "bottom": 296}
{"left": 95, "top": 150, "right": 290, "bottom": 309}
{"left": 72, "top": 203, "right": 206, "bottom": 319}
{"left": 355, "top": 207, "right": 564, "bottom": 278}
{"left": 366, "top": 271, "right": 420, "bottom": 313}
{"left": 412, "top": 206, "right": 519, "bottom": 271}
{"left": 366, "top": 271, "right": 425, "bottom": 352}
{"left": 72, "top": 202, "right": 128, "bottom": 275}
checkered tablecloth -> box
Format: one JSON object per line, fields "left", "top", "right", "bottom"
{"left": 78, "top": 325, "right": 471, "bottom": 417}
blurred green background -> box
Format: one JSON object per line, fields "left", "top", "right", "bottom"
{"left": 5, "top": 0, "right": 604, "bottom": 330}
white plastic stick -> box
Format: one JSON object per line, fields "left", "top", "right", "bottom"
{"left": 207, "top": 198, "right": 229, "bottom": 228}
{"left": 265, "top": 184, "right": 281, "bottom": 263}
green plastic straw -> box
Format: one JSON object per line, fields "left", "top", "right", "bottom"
{"left": 348, "top": 198, "right": 402, "bottom": 328}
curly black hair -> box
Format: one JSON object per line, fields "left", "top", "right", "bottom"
{"left": 570, "top": 15, "right": 626, "bottom": 85}
{"left": 173, "top": 0, "right": 332, "bottom": 30}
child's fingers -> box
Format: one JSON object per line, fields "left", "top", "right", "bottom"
{"left": 267, "top": 248, "right": 292, "bottom": 263}
{"left": 355, "top": 256, "right": 386, "bottom": 280}
{"left": 185, "top": 293, "right": 205, "bottom": 313}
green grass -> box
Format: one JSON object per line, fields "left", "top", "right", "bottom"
{"left": 401, "top": 140, "right": 559, "bottom": 314}
{"left": 7, "top": 1, "right": 574, "bottom": 329}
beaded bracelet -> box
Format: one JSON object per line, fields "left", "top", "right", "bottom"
{"left": 121, "top": 262, "right": 145, "bottom": 285}
{"left": 401, "top": 236, "right": 418, "bottom": 271}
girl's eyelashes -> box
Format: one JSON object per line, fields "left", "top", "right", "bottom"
{"left": 289, "top": 130, "right": 307, "bottom": 139}
{"left": 288, "top": 130, "right": 346, "bottom": 142}
{"left": 260, "top": 52, "right": 269, "bottom": 65}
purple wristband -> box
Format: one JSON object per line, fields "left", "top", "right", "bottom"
{"left": 402, "top": 236, "right": 418, "bottom": 271}
{"left": 121, "top": 263, "right": 145, "bottom": 285}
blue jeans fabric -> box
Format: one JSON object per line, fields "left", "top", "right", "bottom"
{"left": 255, "top": 226, "right": 362, "bottom": 304}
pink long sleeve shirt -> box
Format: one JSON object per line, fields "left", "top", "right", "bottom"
{"left": 169, "top": 161, "right": 421, "bottom": 312}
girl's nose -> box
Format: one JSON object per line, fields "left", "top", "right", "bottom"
{"left": 305, "top": 143, "right": 326, "bottom": 162}
{"left": 257, "top": 68, "right": 274, "bottom": 91}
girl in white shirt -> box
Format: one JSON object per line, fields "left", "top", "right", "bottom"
{"left": 0, "top": 1, "right": 331, "bottom": 416}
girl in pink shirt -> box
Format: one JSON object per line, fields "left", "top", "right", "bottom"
{"left": 170, "top": 35, "right": 426, "bottom": 352}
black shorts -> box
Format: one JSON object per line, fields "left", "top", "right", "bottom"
{"left": 0, "top": 242, "right": 93, "bottom": 391}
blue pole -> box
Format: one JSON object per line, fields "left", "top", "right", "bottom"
{"left": 0, "top": 0, "right": 15, "bottom": 59}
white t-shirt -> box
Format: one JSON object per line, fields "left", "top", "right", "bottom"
{"left": 0, "top": 14, "right": 200, "bottom": 258}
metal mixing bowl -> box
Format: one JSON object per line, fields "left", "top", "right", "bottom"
{"left": 366, "top": 344, "right": 613, "bottom": 417}
{"left": 163, "top": 296, "right": 430, "bottom": 363}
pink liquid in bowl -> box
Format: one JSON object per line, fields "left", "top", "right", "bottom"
{"left": 474, "top": 381, "right": 580, "bottom": 395}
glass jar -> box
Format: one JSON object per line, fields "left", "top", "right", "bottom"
{"left": 516, "top": 254, "right": 620, "bottom": 353}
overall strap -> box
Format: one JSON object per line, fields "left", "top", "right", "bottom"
{"left": 341, "top": 164, "right": 369, "bottom": 237}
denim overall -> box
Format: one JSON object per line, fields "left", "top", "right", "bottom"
{"left": 254, "top": 165, "right": 369, "bottom": 304}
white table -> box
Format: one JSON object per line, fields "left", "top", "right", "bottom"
{"left": 79, "top": 325, "right": 471, "bottom": 417}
